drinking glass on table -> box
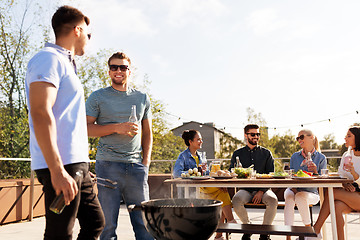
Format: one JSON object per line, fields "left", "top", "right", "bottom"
{"left": 249, "top": 169, "right": 256, "bottom": 179}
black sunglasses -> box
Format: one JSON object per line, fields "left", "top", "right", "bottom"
{"left": 296, "top": 135, "right": 307, "bottom": 141}
{"left": 109, "top": 65, "right": 129, "bottom": 72}
{"left": 246, "top": 133, "right": 261, "bottom": 137}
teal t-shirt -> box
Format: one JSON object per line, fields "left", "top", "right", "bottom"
{"left": 86, "top": 87, "right": 151, "bottom": 162}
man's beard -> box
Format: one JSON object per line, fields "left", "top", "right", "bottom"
{"left": 248, "top": 139, "right": 258, "bottom": 146}
{"left": 111, "top": 77, "right": 126, "bottom": 85}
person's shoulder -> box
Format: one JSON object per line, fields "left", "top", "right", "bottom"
{"left": 258, "top": 145, "right": 272, "bottom": 153}
{"left": 315, "top": 151, "right": 326, "bottom": 159}
{"left": 91, "top": 86, "right": 112, "bottom": 95}
{"left": 128, "top": 87, "right": 147, "bottom": 96}
{"left": 28, "top": 48, "right": 61, "bottom": 65}
{"left": 234, "top": 147, "right": 246, "bottom": 153}
{"left": 178, "top": 149, "right": 189, "bottom": 158}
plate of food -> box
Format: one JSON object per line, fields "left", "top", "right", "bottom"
{"left": 256, "top": 174, "right": 273, "bottom": 179}
{"left": 212, "top": 176, "right": 235, "bottom": 179}
{"left": 292, "top": 176, "right": 316, "bottom": 180}
{"left": 271, "top": 172, "right": 290, "bottom": 179}
{"left": 181, "top": 176, "right": 211, "bottom": 180}
{"left": 210, "top": 170, "right": 237, "bottom": 178}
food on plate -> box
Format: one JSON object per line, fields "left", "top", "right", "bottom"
{"left": 181, "top": 168, "right": 202, "bottom": 178}
{"left": 272, "top": 172, "right": 289, "bottom": 177}
{"left": 209, "top": 170, "right": 237, "bottom": 177}
{"left": 256, "top": 173, "right": 272, "bottom": 179}
{"left": 329, "top": 172, "right": 339, "bottom": 177}
{"left": 234, "top": 167, "right": 250, "bottom": 178}
{"left": 294, "top": 170, "right": 312, "bottom": 178}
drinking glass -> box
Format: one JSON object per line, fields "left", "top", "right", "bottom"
{"left": 249, "top": 169, "right": 256, "bottom": 179}
{"left": 321, "top": 169, "right": 329, "bottom": 178}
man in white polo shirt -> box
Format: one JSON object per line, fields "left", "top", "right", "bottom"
{"left": 25, "top": 6, "right": 104, "bottom": 240}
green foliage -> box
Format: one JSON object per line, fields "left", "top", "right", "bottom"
{"left": 268, "top": 131, "right": 300, "bottom": 158}
{"left": 216, "top": 133, "right": 243, "bottom": 159}
{"left": 320, "top": 133, "right": 339, "bottom": 150}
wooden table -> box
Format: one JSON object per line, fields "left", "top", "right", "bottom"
{"left": 165, "top": 177, "right": 352, "bottom": 240}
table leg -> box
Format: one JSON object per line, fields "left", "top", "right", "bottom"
{"left": 184, "top": 186, "right": 189, "bottom": 198}
{"left": 319, "top": 187, "right": 328, "bottom": 240}
{"left": 196, "top": 187, "right": 200, "bottom": 198}
{"left": 328, "top": 187, "right": 338, "bottom": 240}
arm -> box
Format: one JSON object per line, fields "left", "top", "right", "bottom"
{"left": 141, "top": 118, "right": 152, "bottom": 167}
{"left": 29, "top": 82, "right": 78, "bottom": 205}
{"left": 86, "top": 115, "right": 138, "bottom": 138}
{"left": 173, "top": 153, "right": 186, "bottom": 178}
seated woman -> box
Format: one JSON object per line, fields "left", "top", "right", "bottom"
{"left": 308, "top": 126, "right": 360, "bottom": 240}
{"left": 284, "top": 129, "right": 327, "bottom": 240}
{"left": 173, "top": 129, "right": 236, "bottom": 240}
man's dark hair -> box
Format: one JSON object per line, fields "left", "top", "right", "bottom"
{"left": 244, "top": 124, "right": 259, "bottom": 134}
{"left": 108, "top": 52, "right": 132, "bottom": 66}
{"left": 349, "top": 126, "right": 360, "bottom": 151}
{"left": 52, "top": 5, "right": 89, "bottom": 38}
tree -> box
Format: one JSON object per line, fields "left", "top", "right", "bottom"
{"left": 320, "top": 133, "right": 339, "bottom": 150}
{"left": 0, "top": 0, "right": 47, "bottom": 178}
{"left": 216, "top": 133, "right": 243, "bottom": 159}
{"left": 269, "top": 131, "right": 300, "bottom": 158}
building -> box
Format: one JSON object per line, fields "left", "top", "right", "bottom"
{"left": 171, "top": 121, "right": 242, "bottom": 159}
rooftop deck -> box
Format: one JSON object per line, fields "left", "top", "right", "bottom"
{"left": 1, "top": 204, "right": 360, "bottom": 240}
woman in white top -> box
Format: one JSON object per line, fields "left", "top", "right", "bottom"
{"left": 308, "top": 127, "right": 360, "bottom": 240}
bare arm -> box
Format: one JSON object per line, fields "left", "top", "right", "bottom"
{"left": 86, "top": 115, "right": 138, "bottom": 138}
{"left": 29, "top": 82, "right": 78, "bottom": 205}
{"left": 141, "top": 118, "right": 152, "bottom": 167}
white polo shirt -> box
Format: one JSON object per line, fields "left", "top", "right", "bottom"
{"left": 25, "top": 43, "right": 89, "bottom": 170}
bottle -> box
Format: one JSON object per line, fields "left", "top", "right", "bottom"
{"left": 129, "top": 105, "right": 138, "bottom": 123}
{"left": 235, "top": 156, "right": 242, "bottom": 168}
{"left": 300, "top": 152, "right": 312, "bottom": 166}
{"left": 200, "top": 152, "right": 209, "bottom": 175}
{"left": 343, "top": 146, "right": 352, "bottom": 171}
{"left": 49, "top": 170, "right": 83, "bottom": 214}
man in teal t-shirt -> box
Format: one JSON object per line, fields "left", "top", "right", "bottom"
{"left": 86, "top": 52, "right": 153, "bottom": 240}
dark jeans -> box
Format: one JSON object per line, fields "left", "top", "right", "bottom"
{"left": 36, "top": 162, "right": 105, "bottom": 240}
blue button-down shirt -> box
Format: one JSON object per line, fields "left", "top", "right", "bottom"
{"left": 290, "top": 150, "right": 327, "bottom": 193}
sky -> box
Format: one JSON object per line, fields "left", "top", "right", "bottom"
{"left": 37, "top": 0, "right": 360, "bottom": 144}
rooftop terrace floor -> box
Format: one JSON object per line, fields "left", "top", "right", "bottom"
{"left": 1, "top": 205, "right": 360, "bottom": 240}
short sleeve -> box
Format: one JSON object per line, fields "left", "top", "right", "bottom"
{"left": 142, "top": 93, "right": 152, "bottom": 120}
{"left": 86, "top": 92, "right": 100, "bottom": 118}
{"left": 26, "top": 51, "right": 62, "bottom": 88}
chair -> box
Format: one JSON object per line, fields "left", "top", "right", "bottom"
{"left": 344, "top": 210, "right": 360, "bottom": 240}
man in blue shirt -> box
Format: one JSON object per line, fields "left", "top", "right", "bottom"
{"left": 25, "top": 6, "right": 104, "bottom": 240}
{"left": 86, "top": 52, "right": 153, "bottom": 240}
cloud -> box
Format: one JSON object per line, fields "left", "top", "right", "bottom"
{"left": 246, "top": 8, "right": 287, "bottom": 35}
{"left": 164, "top": 0, "right": 228, "bottom": 27}
{"left": 73, "top": 0, "right": 156, "bottom": 36}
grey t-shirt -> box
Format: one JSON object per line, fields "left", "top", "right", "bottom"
{"left": 86, "top": 87, "right": 151, "bottom": 162}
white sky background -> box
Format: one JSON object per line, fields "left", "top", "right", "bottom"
{"left": 44, "top": 0, "right": 360, "bottom": 144}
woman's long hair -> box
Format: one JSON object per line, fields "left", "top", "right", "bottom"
{"left": 349, "top": 126, "right": 360, "bottom": 151}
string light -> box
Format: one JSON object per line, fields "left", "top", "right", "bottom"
{"left": 155, "top": 109, "right": 360, "bottom": 132}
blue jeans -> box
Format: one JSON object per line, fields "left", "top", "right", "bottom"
{"left": 96, "top": 160, "right": 153, "bottom": 240}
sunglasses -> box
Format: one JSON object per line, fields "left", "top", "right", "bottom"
{"left": 296, "top": 135, "right": 308, "bottom": 141}
{"left": 109, "top": 65, "right": 129, "bottom": 72}
{"left": 246, "top": 133, "right": 261, "bottom": 137}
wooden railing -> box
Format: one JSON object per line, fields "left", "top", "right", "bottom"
{"left": 0, "top": 156, "right": 341, "bottom": 224}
